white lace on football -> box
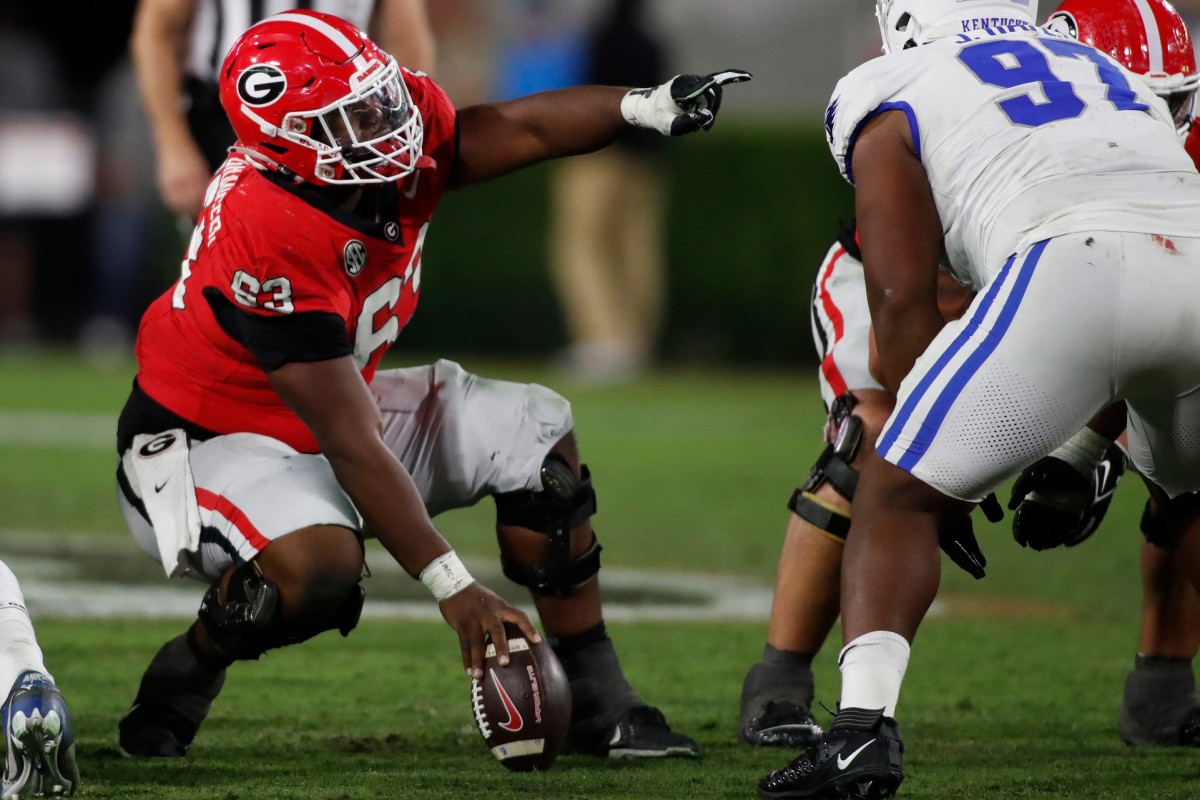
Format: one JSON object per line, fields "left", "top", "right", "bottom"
{"left": 471, "top": 677, "right": 491, "bottom": 738}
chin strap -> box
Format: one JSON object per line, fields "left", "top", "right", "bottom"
{"left": 227, "top": 146, "right": 298, "bottom": 180}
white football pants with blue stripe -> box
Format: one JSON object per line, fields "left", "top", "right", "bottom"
{"left": 878, "top": 231, "right": 1200, "bottom": 502}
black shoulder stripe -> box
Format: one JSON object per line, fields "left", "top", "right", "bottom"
{"left": 203, "top": 288, "right": 352, "bottom": 372}
{"left": 835, "top": 217, "right": 861, "bottom": 261}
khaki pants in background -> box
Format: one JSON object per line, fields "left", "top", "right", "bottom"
{"left": 547, "top": 148, "right": 666, "bottom": 379}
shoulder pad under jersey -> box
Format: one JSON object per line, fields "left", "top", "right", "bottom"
{"left": 825, "top": 49, "right": 933, "bottom": 184}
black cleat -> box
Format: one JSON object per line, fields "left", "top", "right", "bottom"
{"left": 573, "top": 705, "right": 700, "bottom": 759}
{"left": 1180, "top": 708, "right": 1200, "bottom": 746}
{"left": 118, "top": 633, "right": 227, "bottom": 759}
{"left": 758, "top": 708, "right": 903, "bottom": 799}
{"left": 1118, "top": 657, "right": 1200, "bottom": 747}
{"left": 741, "top": 701, "right": 823, "bottom": 748}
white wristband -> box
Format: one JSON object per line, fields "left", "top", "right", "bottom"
{"left": 419, "top": 550, "right": 476, "bottom": 602}
{"left": 621, "top": 84, "right": 674, "bottom": 136}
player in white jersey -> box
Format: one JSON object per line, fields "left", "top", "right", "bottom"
{"left": 744, "top": 0, "right": 1200, "bottom": 755}
{"left": 759, "top": 1, "right": 1200, "bottom": 797}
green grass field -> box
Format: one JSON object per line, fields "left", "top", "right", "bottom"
{"left": 0, "top": 349, "right": 1193, "bottom": 799}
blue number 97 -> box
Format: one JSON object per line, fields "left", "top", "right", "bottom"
{"left": 957, "top": 37, "right": 1149, "bottom": 128}
{"left": 957, "top": 39, "right": 1085, "bottom": 127}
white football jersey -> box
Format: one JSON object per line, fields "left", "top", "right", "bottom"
{"left": 826, "top": 24, "right": 1200, "bottom": 287}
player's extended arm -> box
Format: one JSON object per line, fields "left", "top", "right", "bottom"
{"left": 268, "top": 356, "right": 538, "bottom": 675}
{"left": 852, "top": 111, "right": 945, "bottom": 394}
{"left": 130, "top": 0, "right": 212, "bottom": 220}
{"left": 449, "top": 70, "right": 751, "bottom": 187}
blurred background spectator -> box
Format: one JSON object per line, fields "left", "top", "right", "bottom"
{"left": 80, "top": 55, "right": 158, "bottom": 363}
{"left": 0, "top": 5, "right": 133, "bottom": 350}
{"left": 1, "top": 0, "right": 1036, "bottom": 370}
{"left": 546, "top": 0, "right": 670, "bottom": 383}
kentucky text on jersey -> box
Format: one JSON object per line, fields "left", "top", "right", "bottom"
{"left": 961, "top": 19, "right": 1034, "bottom": 32}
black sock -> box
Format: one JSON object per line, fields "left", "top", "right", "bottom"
{"left": 551, "top": 622, "right": 643, "bottom": 744}
{"left": 762, "top": 643, "right": 815, "bottom": 668}
{"left": 548, "top": 621, "right": 610, "bottom": 657}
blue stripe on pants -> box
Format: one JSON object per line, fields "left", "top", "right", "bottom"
{"left": 879, "top": 239, "right": 1048, "bottom": 471}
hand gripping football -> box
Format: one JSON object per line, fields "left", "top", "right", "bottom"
{"left": 470, "top": 623, "right": 572, "bottom": 771}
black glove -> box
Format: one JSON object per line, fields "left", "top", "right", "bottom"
{"left": 1008, "top": 443, "right": 1127, "bottom": 550}
{"left": 939, "top": 512, "right": 987, "bottom": 580}
{"left": 621, "top": 69, "right": 753, "bottom": 136}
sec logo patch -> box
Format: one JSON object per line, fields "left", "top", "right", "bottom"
{"left": 343, "top": 240, "right": 368, "bottom": 276}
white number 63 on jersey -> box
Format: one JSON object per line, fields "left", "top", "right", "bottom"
{"left": 352, "top": 221, "right": 428, "bottom": 367}
{"left": 231, "top": 270, "right": 294, "bottom": 314}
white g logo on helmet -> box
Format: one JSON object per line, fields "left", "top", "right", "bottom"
{"left": 237, "top": 65, "right": 288, "bottom": 107}
{"left": 1044, "top": 11, "right": 1077, "bottom": 39}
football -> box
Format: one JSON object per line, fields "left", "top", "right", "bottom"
{"left": 470, "top": 623, "right": 572, "bottom": 772}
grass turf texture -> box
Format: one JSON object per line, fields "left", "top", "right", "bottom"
{"left": 1, "top": 349, "right": 1196, "bottom": 798}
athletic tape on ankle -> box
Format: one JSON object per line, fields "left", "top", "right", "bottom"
{"left": 1049, "top": 426, "right": 1113, "bottom": 479}
{"left": 420, "top": 551, "right": 476, "bottom": 602}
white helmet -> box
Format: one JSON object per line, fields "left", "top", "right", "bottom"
{"left": 876, "top": 0, "right": 1041, "bottom": 53}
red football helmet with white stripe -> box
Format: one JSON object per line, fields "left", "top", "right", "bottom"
{"left": 1046, "top": 0, "right": 1199, "bottom": 136}
{"left": 218, "top": 9, "right": 424, "bottom": 185}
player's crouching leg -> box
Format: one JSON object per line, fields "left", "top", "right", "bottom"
{"left": 120, "top": 526, "right": 365, "bottom": 758}
{"left": 494, "top": 430, "right": 699, "bottom": 759}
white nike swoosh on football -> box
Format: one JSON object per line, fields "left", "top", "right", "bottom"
{"left": 836, "top": 740, "right": 873, "bottom": 770}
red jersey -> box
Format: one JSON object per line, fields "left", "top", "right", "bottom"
{"left": 133, "top": 72, "right": 457, "bottom": 453}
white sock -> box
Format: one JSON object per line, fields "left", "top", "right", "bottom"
{"left": 0, "top": 560, "right": 50, "bottom": 693}
{"left": 838, "top": 631, "right": 910, "bottom": 718}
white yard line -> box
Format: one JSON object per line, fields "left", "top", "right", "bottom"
{"left": 3, "top": 523, "right": 953, "bottom": 622}
{"left": 2, "top": 530, "right": 794, "bottom": 622}
{"left": 0, "top": 411, "right": 116, "bottom": 448}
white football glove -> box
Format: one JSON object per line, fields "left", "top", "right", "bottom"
{"left": 621, "top": 69, "right": 753, "bottom": 136}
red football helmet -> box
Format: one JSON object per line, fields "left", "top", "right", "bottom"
{"left": 218, "top": 9, "right": 424, "bottom": 185}
{"left": 1046, "top": 0, "right": 1199, "bottom": 136}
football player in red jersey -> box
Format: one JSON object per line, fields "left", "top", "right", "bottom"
{"left": 113, "top": 9, "right": 749, "bottom": 761}
{"left": 740, "top": 0, "right": 1200, "bottom": 753}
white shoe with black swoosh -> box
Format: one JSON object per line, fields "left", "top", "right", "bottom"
{"left": 757, "top": 707, "right": 903, "bottom": 799}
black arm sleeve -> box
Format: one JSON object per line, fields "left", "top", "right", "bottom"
{"left": 203, "top": 287, "right": 353, "bottom": 372}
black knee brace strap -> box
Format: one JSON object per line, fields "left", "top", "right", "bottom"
{"left": 788, "top": 393, "right": 862, "bottom": 540}
{"left": 1141, "top": 498, "right": 1180, "bottom": 549}
{"left": 788, "top": 490, "right": 852, "bottom": 541}
{"left": 495, "top": 454, "right": 602, "bottom": 595}
{"left": 199, "top": 561, "right": 365, "bottom": 661}
{"left": 198, "top": 560, "right": 281, "bottom": 661}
